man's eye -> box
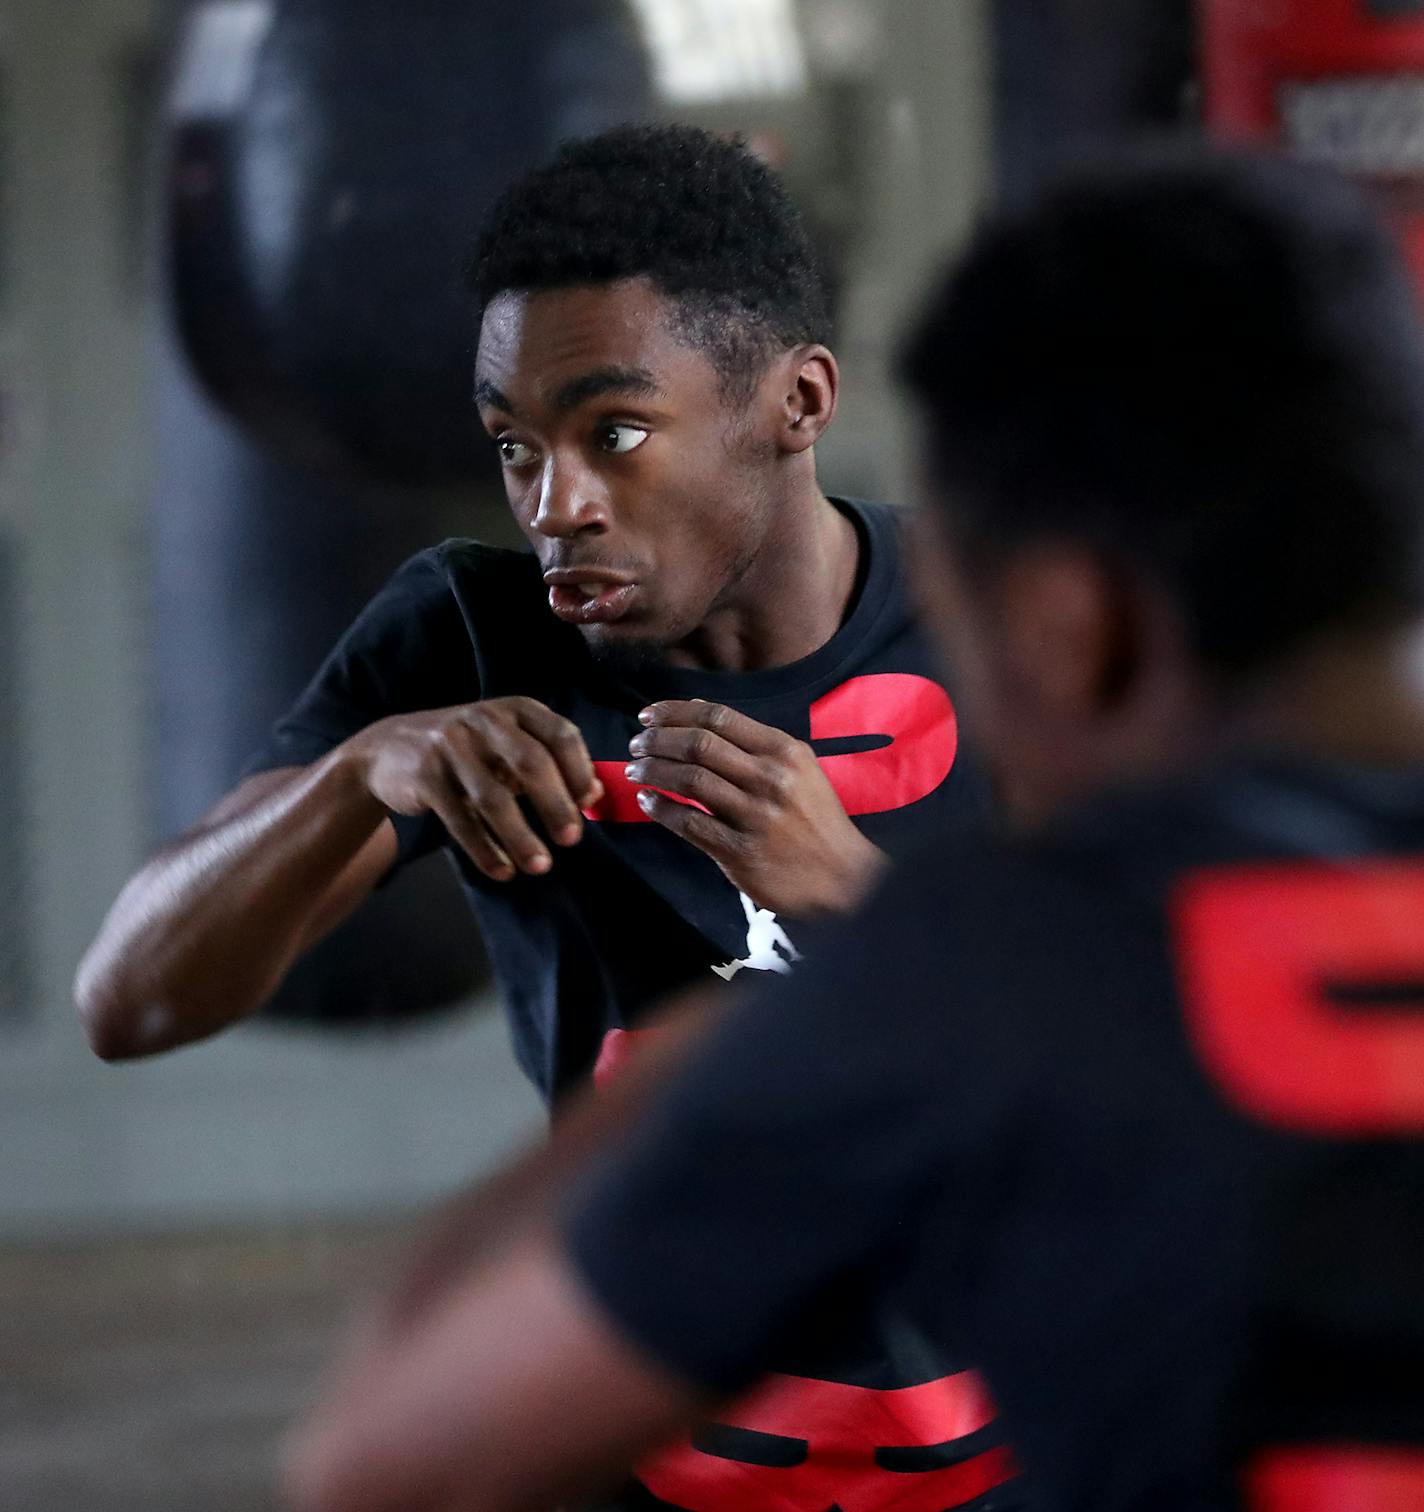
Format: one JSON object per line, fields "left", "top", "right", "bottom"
{"left": 497, "top": 437, "right": 537, "bottom": 467}
{"left": 597, "top": 423, "right": 650, "bottom": 455}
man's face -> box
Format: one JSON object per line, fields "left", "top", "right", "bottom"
{"left": 476, "top": 279, "right": 779, "bottom": 658}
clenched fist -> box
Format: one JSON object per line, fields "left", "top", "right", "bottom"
{"left": 344, "top": 698, "right": 603, "bottom": 881}
{"left": 625, "top": 700, "right": 886, "bottom": 918}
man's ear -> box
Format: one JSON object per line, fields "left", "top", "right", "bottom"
{"left": 777, "top": 345, "right": 839, "bottom": 454}
{"left": 998, "top": 546, "right": 1140, "bottom": 718}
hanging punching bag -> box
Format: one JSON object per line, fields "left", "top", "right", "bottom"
{"left": 156, "top": 0, "right": 653, "bottom": 1026}
{"left": 167, "top": 0, "right": 652, "bottom": 481}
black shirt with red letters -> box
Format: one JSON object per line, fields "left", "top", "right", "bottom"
{"left": 247, "top": 498, "right": 1022, "bottom": 1512}
{"left": 567, "top": 755, "right": 1424, "bottom": 1512}
{"left": 245, "top": 498, "right": 989, "bottom": 1100}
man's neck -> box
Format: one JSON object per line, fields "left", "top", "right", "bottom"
{"left": 1010, "top": 623, "right": 1424, "bottom": 837}
{"left": 661, "top": 476, "right": 861, "bottom": 674}
{"left": 1223, "top": 622, "right": 1424, "bottom": 768}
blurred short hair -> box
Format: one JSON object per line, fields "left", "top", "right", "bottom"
{"left": 901, "top": 151, "right": 1424, "bottom": 675}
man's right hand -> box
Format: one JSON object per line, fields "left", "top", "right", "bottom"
{"left": 75, "top": 697, "right": 601, "bottom": 1059}
{"left": 345, "top": 698, "right": 603, "bottom": 882}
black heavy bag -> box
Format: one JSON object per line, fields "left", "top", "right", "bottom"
{"left": 167, "top": 0, "right": 652, "bottom": 481}
{"left": 152, "top": 340, "right": 503, "bottom": 1030}
{"left": 155, "top": 0, "right": 652, "bottom": 1026}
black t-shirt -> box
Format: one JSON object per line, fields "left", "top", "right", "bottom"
{"left": 246, "top": 498, "right": 988, "bottom": 1101}
{"left": 567, "top": 755, "right": 1424, "bottom": 1512}
{"left": 249, "top": 498, "right": 1012, "bottom": 1511}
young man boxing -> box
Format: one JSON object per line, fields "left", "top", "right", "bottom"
{"left": 79, "top": 125, "right": 997, "bottom": 1510}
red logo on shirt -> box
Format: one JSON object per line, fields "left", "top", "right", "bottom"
{"left": 584, "top": 673, "right": 958, "bottom": 823}
{"left": 637, "top": 1371, "right": 1017, "bottom": 1512}
{"left": 1174, "top": 862, "right": 1424, "bottom": 1135}
{"left": 1247, "top": 1446, "right": 1424, "bottom": 1512}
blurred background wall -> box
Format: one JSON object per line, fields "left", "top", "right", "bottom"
{"left": 0, "top": 0, "right": 994, "bottom": 1236}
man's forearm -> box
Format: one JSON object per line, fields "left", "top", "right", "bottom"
{"left": 378, "top": 994, "right": 722, "bottom": 1338}
{"left": 286, "top": 997, "right": 725, "bottom": 1512}
{"left": 74, "top": 751, "right": 392, "bottom": 1059}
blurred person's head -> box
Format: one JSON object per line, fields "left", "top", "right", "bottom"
{"left": 469, "top": 123, "right": 836, "bottom": 659}
{"left": 901, "top": 152, "right": 1424, "bottom": 827}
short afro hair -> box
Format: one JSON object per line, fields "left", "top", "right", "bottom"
{"left": 901, "top": 150, "right": 1424, "bottom": 678}
{"left": 470, "top": 123, "right": 830, "bottom": 402}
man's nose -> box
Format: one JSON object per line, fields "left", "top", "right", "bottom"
{"left": 531, "top": 457, "right": 610, "bottom": 538}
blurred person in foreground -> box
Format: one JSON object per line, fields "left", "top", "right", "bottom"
{"left": 287, "top": 151, "right": 1424, "bottom": 1512}
{"left": 76, "top": 124, "right": 1004, "bottom": 1510}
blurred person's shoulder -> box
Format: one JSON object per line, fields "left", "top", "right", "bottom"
{"left": 398, "top": 538, "right": 552, "bottom": 633}
{"left": 847, "top": 754, "right": 1424, "bottom": 1054}
{"left": 395, "top": 538, "right": 588, "bottom": 688}
{"left": 422, "top": 537, "right": 543, "bottom": 594}
{"left": 1041, "top": 752, "right": 1424, "bottom": 899}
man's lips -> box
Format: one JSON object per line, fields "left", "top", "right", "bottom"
{"left": 542, "top": 567, "right": 637, "bottom": 588}
{"left": 544, "top": 570, "right": 640, "bottom": 626}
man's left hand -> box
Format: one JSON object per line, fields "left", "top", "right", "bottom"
{"left": 625, "top": 700, "right": 887, "bottom": 918}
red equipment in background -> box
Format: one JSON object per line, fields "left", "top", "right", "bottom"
{"left": 1200, "top": 0, "right": 1424, "bottom": 285}
{"left": 1202, "top": 20, "right": 1424, "bottom": 1510}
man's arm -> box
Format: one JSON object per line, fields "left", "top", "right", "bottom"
{"left": 73, "top": 759, "right": 396, "bottom": 1060}
{"left": 285, "top": 999, "right": 722, "bottom": 1512}
{"left": 75, "top": 697, "right": 602, "bottom": 1061}
{"left": 288, "top": 1232, "right": 705, "bottom": 1512}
